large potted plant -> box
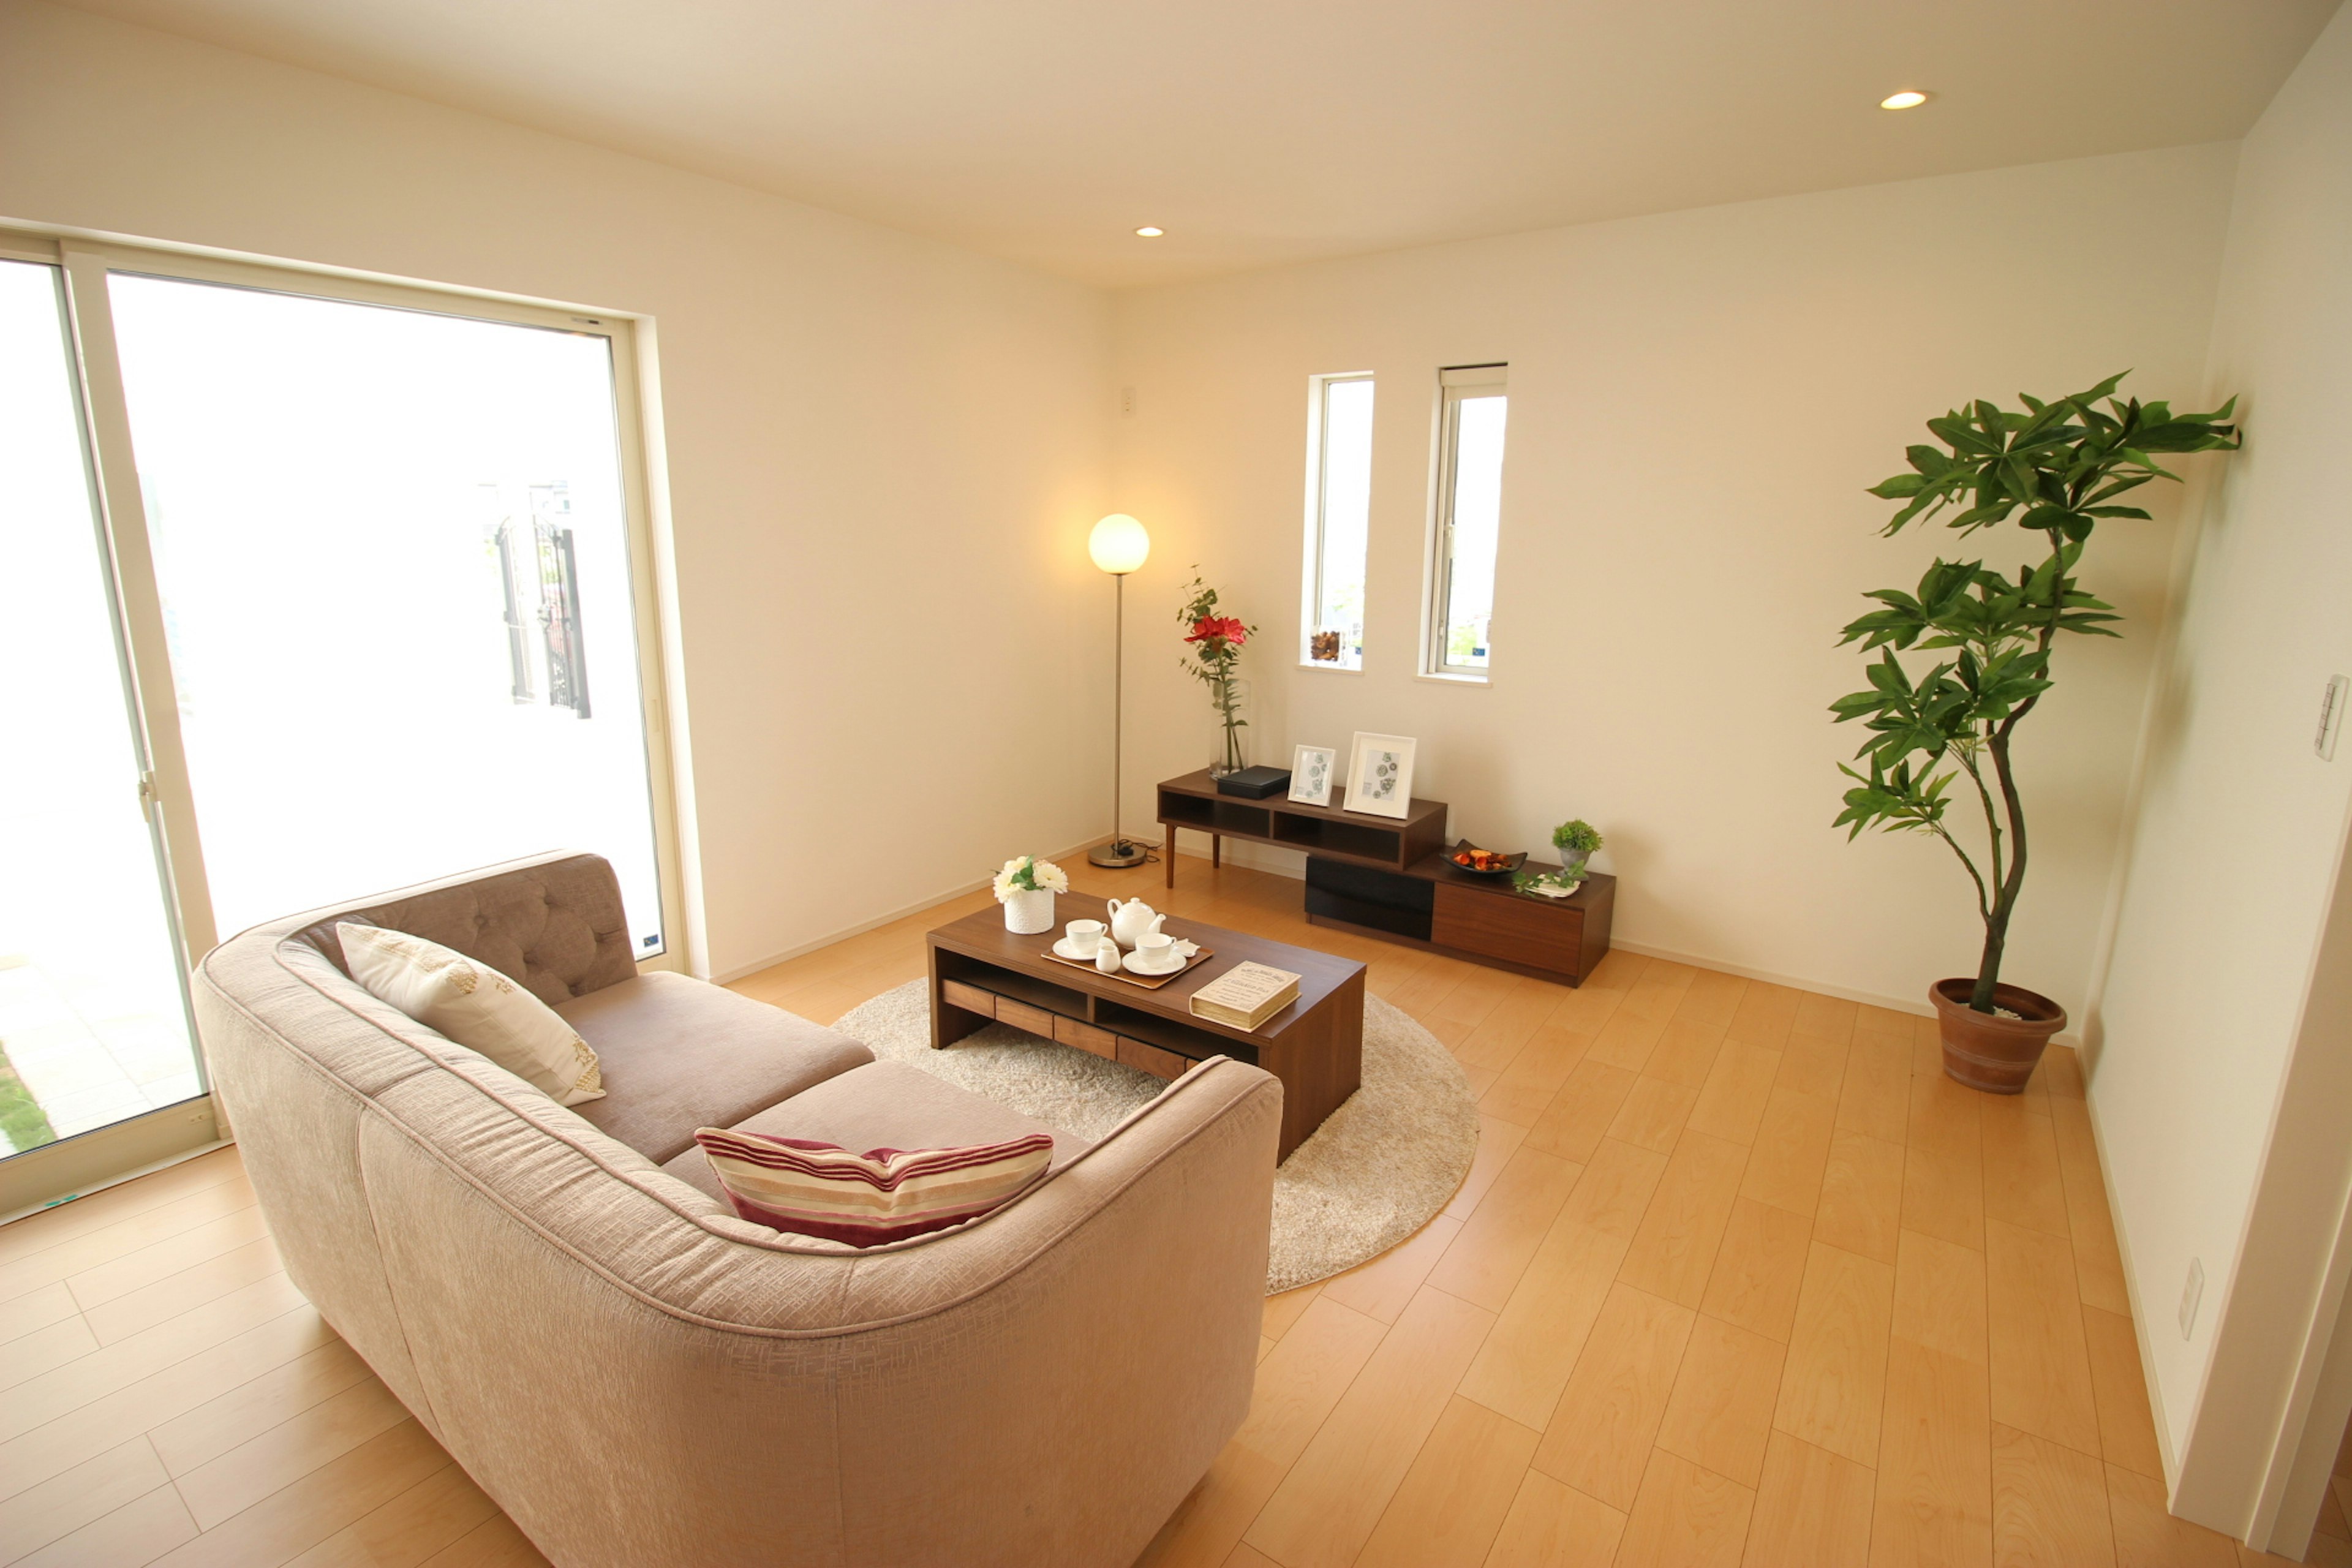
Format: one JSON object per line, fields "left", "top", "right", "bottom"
{"left": 1831, "top": 374, "right": 2238, "bottom": 1092}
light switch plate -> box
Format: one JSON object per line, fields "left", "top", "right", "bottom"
{"left": 2180, "top": 1256, "right": 2206, "bottom": 1340}
{"left": 2318, "top": 676, "right": 2348, "bottom": 760}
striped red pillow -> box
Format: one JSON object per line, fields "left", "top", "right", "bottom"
{"left": 693, "top": 1126, "right": 1054, "bottom": 1246}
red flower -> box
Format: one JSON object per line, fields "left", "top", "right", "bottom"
{"left": 1186, "top": 616, "right": 1248, "bottom": 647}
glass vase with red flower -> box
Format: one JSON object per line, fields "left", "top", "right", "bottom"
{"left": 1177, "top": 575, "right": 1257, "bottom": 780}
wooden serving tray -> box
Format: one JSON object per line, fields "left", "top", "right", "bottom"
{"left": 1040, "top": 944, "right": 1215, "bottom": 990}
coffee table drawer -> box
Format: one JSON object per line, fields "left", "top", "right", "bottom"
{"left": 995, "top": 998, "right": 1058, "bottom": 1039}
{"left": 1117, "top": 1036, "right": 1190, "bottom": 1081}
{"left": 1053, "top": 1016, "right": 1119, "bottom": 1060}
{"left": 940, "top": 979, "right": 997, "bottom": 1017}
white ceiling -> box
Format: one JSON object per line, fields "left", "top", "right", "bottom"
{"left": 57, "top": 0, "right": 2342, "bottom": 288}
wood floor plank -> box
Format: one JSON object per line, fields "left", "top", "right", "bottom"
{"left": 148, "top": 1340, "right": 374, "bottom": 1477}
{"left": 1902, "top": 1074, "right": 1986, "bottom": 1252}
{"left": 1481, "top": 1470, "right": 1624, "bottom": 1567}
{"left": 1584, "top": 1006, "right": 1670, "bottom": 1075}
{"left": 0, "top": 1178, "right": 258, "bottom": 1306}
{"left": 1132, "top": 1443, "right": 1286, "bottom": 1568}
{"left": 1262, "top": 1282, "right": 1321, "bottom": 1343}
{"left": 1815, "top": 1130, "right": 1907, "bottom": 1266}
{"left": 1744, "top": 1431, "right": 1875, "bottom": 1568}
{"left": 1656, "top": 1313, "right": 1787, "bottom": 1488}
{"left": 283, "top": 1460, "right": 501, "bottom": 1568}
{"left": 1480, "top": 1026, "right": 1594, "bottom": 1129}
{"left": 83, "top": 1243, "right": 287, "bottom": 1348}
{"left": 1727, "top": 982, "right": 1803, "bottom": 1050}
{"left": 1427, "top": 1147, "right": 1585, "bottom": 1310}
{"left": 0, "top": 1315, "right": 100, "bottom": 1395}
{"left": 1615, "top": 1449, "right": 1755, "bottom": 1568}
{"left": 1701, "top": 1197, "right": 1814, "bottom": 1344}
{"left": 413, "top": 1512, "right": 549, "bottom": 1567}
{"left": 1355, "top": 1396, "right": 1542, "bottom": 1568}
{"left": 1528, "top": 1283, "right": 1696, "bottom": 1511}
{"left": 1673, "top": 970, "right": 1750, "bottom": 1033}
{"left": 1521, "top": 1062, "right": 1638, "bottom": 1167}
{"left": 63, "top": 1205, "right": 273, "bottom": 1312}
{"left": 1992, "top": 1422, "right": 2115, "bottom": 1567}
{"left": 1986, "top": 1218, "right": 2101, "bottom": 1456}
{"left": 0, "top": 1151, "right": 245, "bottom": 1270}
{"left": 1231, "top": 1294, "right": 1387, "bottom": 1469}
{"left": 176, "top": 1374, "right": 414, "bottom": 1529}
{"left": 1836, "top": 1037, "right": 1912, "bottom": 1147}
{"left": 1871, "top": 1338, "right": 1994, "bottom": 1567}
{"left": 1741, "top": 1087, "right": 1839, "bottom": 1218}
{"left": 2107, "top": 1462, "right": 2240, "bottom": 1567}
{"left": 146, "top": 1419, "right": 453, "bottom": 1568}
{"left": 1892, "top": 1227, "right": 1989, "bottom": 1367}
{"left": 1244, "top": 1286, "right": 1496, "bottom": 1568}
{"left": 1980, "top": 1098, "right": 2070, "bottom": 1238}
{"left": 2083, "top": 1306, "right": 2166, "bottom": 1479}
{"left": 1618, "top": 1131, "right": 1750, "bottom": 1310}
{"left": 0, "top": 1306, "right": 334, "bottom": 1501}
{"left": 1774, "top": 1241, "right": 1896, "bottom": 1468}
{"left": 2052, "top": 1097, "right": 2133, "bottom": 1315}
{"left": 1607, "top": 1076, "right": 1700, "bottom": 1156}
{"left": 1795, "top": 994, "right": 1860, "bottom": 1044}
{"left": 1777, "top": 1034, "right": 1851, "bottom": 1106}
{"left": 12, "top": 1482, "right": 198, "bottom": 1568}
{"left": 1457, "top": 1141, "right": 1664, "bottom": 1429}
{"left": 1687, "top": 1044, "right": 1785, "bottom": 1147}
{"left": 0, "top": 1283, "right": 80, "bottom": 1349}
{"left": 1643, "top": 1019, "right": 1728, "bottom": 1091}
{"left": 1448, "top": 1117, "right": 1534, "bottom": 1221}
{"left": 0, "top": 1436, "right": 169, "bottom": 1567}
{"left": 1321, "top": 1215, "right": 1463, "bottom": 1327}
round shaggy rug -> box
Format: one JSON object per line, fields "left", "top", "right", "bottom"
{"left": 832, "top": 981, "right": 1480, "bottom": 1294}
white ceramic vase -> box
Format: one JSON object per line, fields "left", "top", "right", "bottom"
{"left": 1002, "top": 888, "right": 1055, "bottom": 935}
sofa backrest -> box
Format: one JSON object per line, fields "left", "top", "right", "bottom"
{"left": 292, "top": 851, "right": 637, "bottom": 1006}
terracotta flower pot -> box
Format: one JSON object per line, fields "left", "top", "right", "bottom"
{"left": 1931, "top": 978, "right": 2067, "bottom": 1094}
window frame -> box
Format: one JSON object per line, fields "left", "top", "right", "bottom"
{"left": 1299, "top": 371, "right": 1374, "bottom": 673}
{"left": 0, "top": 224, "right": 690, "bottom": 1213}
{"left": 1422, "top": 363, "right": 1509, "bottom": 682}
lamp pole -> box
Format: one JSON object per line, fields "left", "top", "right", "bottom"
{"left": 1088, "top": 515, "right": 1150, "bottom": 869}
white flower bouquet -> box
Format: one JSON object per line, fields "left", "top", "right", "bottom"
{"left": 993, "top": 856, "right": 1068, "bottom": 933}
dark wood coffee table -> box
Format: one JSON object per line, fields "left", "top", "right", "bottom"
{"left": 925, "top": 906, "right": 1365, "bottom": 1161}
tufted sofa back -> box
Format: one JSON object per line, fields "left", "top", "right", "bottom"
{"left": 293, "top": 851, "right": 638, "bottom": 1006}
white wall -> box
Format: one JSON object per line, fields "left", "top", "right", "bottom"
{"left": 1109, "top": 146, "right": 2237, "bottom": 1020}
{"left": 0, "top": 0, "right": 1114, "bottom": 980}
{"left": 2090, "top": 2, "right": 2352, "bottom": 1536}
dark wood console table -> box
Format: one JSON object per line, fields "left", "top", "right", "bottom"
{"left": 1155, "top": 770, "right": 1613, "bottom": 987}
{"left": 1156, "top": 769, "right": 1447, "bottom": 888}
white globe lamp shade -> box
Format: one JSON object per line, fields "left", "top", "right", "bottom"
{"left": 1088, "top": 513, "right": 1151, "bottom": 575}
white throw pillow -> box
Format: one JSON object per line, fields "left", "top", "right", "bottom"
{"left": 337, "top": 922, "right": 605, "bottom": 1105}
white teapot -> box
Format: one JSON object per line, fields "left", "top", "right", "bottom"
{"left": 1106, "top": 897, "right": 1167, "bottom": 951}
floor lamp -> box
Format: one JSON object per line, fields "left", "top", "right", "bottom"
{"left": 1087, "top": 513, "right": 1152, "bottom": 869}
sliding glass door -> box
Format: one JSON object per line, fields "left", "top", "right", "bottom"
{"left": 105, "top": 274, "right": 666, "bottom": 955}
{"left": 0, "top": 260, "right": 202, "bottom": 1158}
{"left": 0, "top": 236, "right": 678, "bottom": 1209}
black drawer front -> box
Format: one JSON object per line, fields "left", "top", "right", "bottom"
{"left": 1306, "top": 884, "right": 1431, "bottom": 938}
{"left": 1306, "top": 856, "right": 1432, "bottom": 913}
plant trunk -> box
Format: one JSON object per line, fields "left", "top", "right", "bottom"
{"left": 1973, "top": 725, "right": 2030, "bottom": 1012}
{"left": 1970, "top": 918, "right": 2007, "bottom": 1012}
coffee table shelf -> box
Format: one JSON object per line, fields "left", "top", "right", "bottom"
{"left": 926, "top": 905, "right": 1364, "bottom": 1160}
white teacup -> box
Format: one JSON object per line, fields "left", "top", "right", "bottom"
{"left": 1134, "top": 931, "right": 1178, "bottom": 969}
{"left": 1065, "top": 919, "right": 1106, "bottom": 952}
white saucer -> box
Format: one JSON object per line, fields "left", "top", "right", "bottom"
{"left": 1051, "top": 938, "right": 1106, "bottom": 961}
{"left": 1123, "top": 951, "right": 1186, "bottom": 977}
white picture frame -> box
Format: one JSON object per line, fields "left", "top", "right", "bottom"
{"left": 1289, "top": 745, "right": 1336, "bottom": 807}
{"left": 1343, "top": 732, "right": 1419, "bottom": 820}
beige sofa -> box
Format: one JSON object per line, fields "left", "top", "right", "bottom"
{"left": 194, "top": 852, "right": 1281, "bottom": 1568}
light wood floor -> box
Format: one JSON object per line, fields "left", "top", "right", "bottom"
{"left": 1, "top": 856, "right": 2333, "bottom": 1567}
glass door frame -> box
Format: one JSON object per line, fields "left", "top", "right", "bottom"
{"left": 0, "top": 227, "right": 691, "bottom": 1218}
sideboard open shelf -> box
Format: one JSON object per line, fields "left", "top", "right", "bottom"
{"left": 1156, "top": 769, "right": 1447, "bottom": 886}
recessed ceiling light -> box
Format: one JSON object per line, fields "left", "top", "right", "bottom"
{"left": 1134, "top": 226, "right": 1165, "bottom": 238}
{"left": 1880, "top": 90, "right": 1930, "bottom": 110}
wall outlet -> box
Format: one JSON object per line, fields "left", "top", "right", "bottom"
{"left": 2318, "top": 676, "right": 2348, "bottom": 760}
{"left": 1119, "top": 385, "right": 1137, "bottom": 418}
{"left": 2180, "top": 1256, "right": 2206, "bottom": 1340}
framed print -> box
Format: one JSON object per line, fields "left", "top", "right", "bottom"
{"left": 1289, "top": 745, "right": 1336, "bottom": 807}
{"left": 1343, "top": 732, "right": 1418, "bottom": 820}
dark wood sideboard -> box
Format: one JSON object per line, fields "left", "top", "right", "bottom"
{"left": 1155, "top": 771, "right": 1614, "bottom": 987}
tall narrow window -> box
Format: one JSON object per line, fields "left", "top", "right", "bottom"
{"left": 1303, "top": 374, "right": 1374, "bottom": 669}
{"left": 1427, "top": 364, "right": 1507, "bottom": 677}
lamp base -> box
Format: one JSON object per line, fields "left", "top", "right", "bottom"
{"left": 1087, "top": 839, "right": 1151, "bottom": 870}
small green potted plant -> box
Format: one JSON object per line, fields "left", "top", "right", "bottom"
{"left": 1551, "top": 820, "right": 1604, "bottom": 875}
{"left": 1832, "top": 374, "right": 2237, "bottom": 1092}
